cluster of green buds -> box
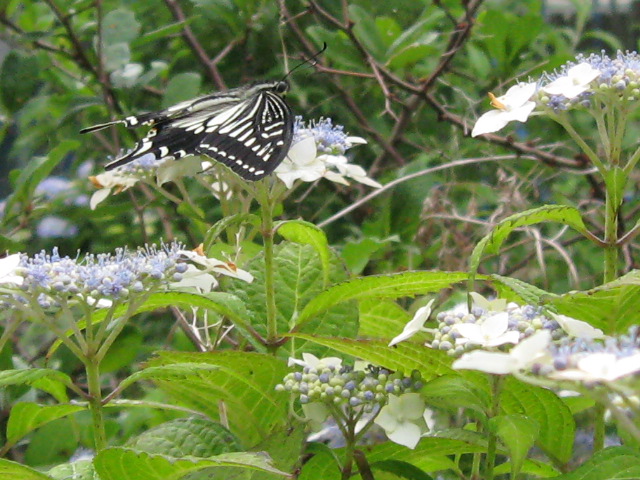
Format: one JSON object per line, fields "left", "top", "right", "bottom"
{"left": 276, "top": 354, "right": 422, "bottom": 413}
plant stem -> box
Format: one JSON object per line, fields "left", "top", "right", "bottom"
{"left": 593, "top": 402, "right": 605, "bottom": 453}
{"left": 256, "top": 181, "right": 278, "bottom": 350}
{"left": 603, "top": 186, "right": 619, "bottom": 283}
{"left": 85, "top": 358, "right": 107, "bottom": 451}
{"left": 485, "top": 375, "right": 504, "bottom": 480}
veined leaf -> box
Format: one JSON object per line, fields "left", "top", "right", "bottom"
{"left": 7, "top": 403, "right": 86, "bottom": 445}
{"left": 0, "top": 459, "right": 53, "bottom": 480}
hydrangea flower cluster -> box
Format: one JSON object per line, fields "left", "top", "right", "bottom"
{"left": 388, "top": 293, "right": 640, "bottom": 388}
{"left": 0, "top": 243, "right": 252, "bottom": 309}
{"left": 277, "top": 353, "right": 428, "bottom": 448}
{"left": 472, "top": 50, "right": 640, "bottom": 137}
{"left": 276, "top": 117, "right": 380, "bottom": 189}
{"left": 541, "top": 326, "right": 640, "bottom": 383}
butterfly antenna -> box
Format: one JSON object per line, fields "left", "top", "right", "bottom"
{"left": 282, "top": 43, "right": 327, "bottom": 80}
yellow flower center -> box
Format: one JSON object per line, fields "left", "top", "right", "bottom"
{"left": 488, "top": 92, "right": 506, "bottom": 110}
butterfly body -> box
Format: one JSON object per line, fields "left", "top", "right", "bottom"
{"left": 81, "top": 80, "right": 293, "bottom": 180}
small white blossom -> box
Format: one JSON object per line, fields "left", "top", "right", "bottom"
{"left": 389, "top": 299, "right": 435, "bottom": 346}
{"left": 0, "top": 254, "right": 23, "bottom": 286}
{"left": 177, "top": 249, "right": 253, "bottom": 283}
{"left": 543, "top": 63, "right": 601, "bottom": 99}
{"left": 549, "top": 352, "right": 640, "bottom": 383}
{"left": 472, "top": 82, "right": 537, "bottom": 137}
{"left": 287, "top": 353, "right": 343, "bottom": 370}
{"left": 551, "top": 313, "right": 604, "bottom": 339}
{"left": 374, "top": 393, "right": 427, "bottom": 449}
{"left": 89, "top": 171, "right": 139, "bottom": 209}
{"left": 453, "top": 330, "right": 552, "bottom": 375}
{"left": 453, "top": 312, "right": 520, "bottom": 348}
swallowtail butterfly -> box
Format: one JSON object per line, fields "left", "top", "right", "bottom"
{"left": 81, "top": 80, "right": 294, "bottom": 180}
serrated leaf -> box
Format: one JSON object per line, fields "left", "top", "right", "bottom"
{"left": 553, "top": 446, "right": 640, "bottom": 479}
{"left": 93, "top": 448, "right": 288, "bottom": 480}
{"left": 295, "top": 271, "right": 475, "bottom": 329}
{"left": 6, "top": 403, "right": 86, "bottom": 445}
{"left": 544, "top": 270, "right": 640, "bottom": 333}
{"left": 226, "top": 242, "right": 358, "bottom": 357}
{"left": 146, "top": 351, "right": 289, "bottom": 446}
{"left": 162, "top": 73, "right": 202, "bottom": 108}
{"left": 500, "top": 377, "right": 574, "bottom": 464}
{"left": 489, "top": 414, "right": 539, "bottom": 478}
{"left": 116, "top": 362, "right": 221, "bottom": 394}
{"left": 126, "top": 417, "right": 242, "bottom": 457}
{"left": 422, "top": 374, "right": 491, "bottom": 420}
{"left": 291, "top": 336, "right": 455, "bottom": 381}
{"left": 276, "top": 220, "right": 331, "bottom": 288}
{"left": 48, "top": 460, "right": 98, "bottom": 480}
{"left": 469, "top": 205, "right": 587, "bottom": 280}
{"left": 102, "top": 8, "right": 141, "bottom": 45}
{"left": 359, "top": 299, "right": 410, "bottom": 339}
{"left": 0, "top": 459, "right": 53, "bottom": 480}
{"left": 490, "top": 274, "right": 555, "bottom": 306}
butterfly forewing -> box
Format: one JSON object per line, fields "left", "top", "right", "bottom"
{"left": 89, "top": 81, "right": 293, "bottom": 180}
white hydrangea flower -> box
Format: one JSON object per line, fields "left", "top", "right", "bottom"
{"left": 551, "top": 313, "right": 604, "bottom": 339}
{"left": 542, "top": 63, "right": 601, "bottom": 99}
{"left": 374, "top": 393, "right": 427, "bottom": 449}
{"left": 89, "top": 171, "right": 140, "bottom": 209}
{"left": 452, "top": 311, "right": 520, "bottom": 348}
{"left": 549, "top": 352, "right": 640, "bottom": 383}
{"left": 177, "top": 249, "right": 253, "bottom": 283}
{"left": 0, "top": 254, "right": 23, "bottom": 286}
{"left": 471, "top": 82, "right": 537, "bottom": 137}
{"left": 388, "top": 299, "right": 435, "bottom": 346}
{"left": 287, "top": 352, "right": 343, "bottom": 370}
{"left": 452, "top": 330, "right": 552, "bottom": 375}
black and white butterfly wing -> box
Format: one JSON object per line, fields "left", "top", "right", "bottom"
{"left": 83, "top": 81, "right": 294, "bottom": 181}
{"left": 195, "top": 90, "right": 293, "bottom": 179}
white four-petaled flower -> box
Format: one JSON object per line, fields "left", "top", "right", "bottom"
{"left": 549, "top": 352, "right": 640, "bottom": 383}
{"left": 452, "top": 330, "right": 552, "bottom": 375}
{"left": 374, "top": 393, "right": 428, "bottom": 449}
{"left": 452, "top": 311, "right": 520, "bottom": 348}
{"left": 471, "top": 82, "right": 537, "bottom": 137}
{"left": 543, "top": 63, "right": 601, "bottom": 99}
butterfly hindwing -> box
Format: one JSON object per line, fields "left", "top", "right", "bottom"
{"left": 196, "top": 90, "right": 293, "bottom": 179}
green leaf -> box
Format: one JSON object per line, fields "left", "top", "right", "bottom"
{"left": 490, "top": 274, "right": 555, "bottom": 306}
{"left": 249, "top": 424, "right": 306, "bottom": 479}
{"left": 545, "top": 270, "right": 640, "bottom": 333}
{"left": 146, "top": 351, "right": 289, "bottom": 446}
{"left": 553, "top": 447, "right": 640, "bottom": 479}
{"left": 6, "top": 403, "right": 86, "bottom": 446}
{"left": 489, "top": 414, "right": 539, "bottom": 478}
{"left": 0, "top": 51, "right": 40, "bottom": 112}
{"left": 162, "top": 72, "right": 202, "bottom": 108}
{"left": 102, "top": 8, "right": 141, "bottom": 45}
{"left": 132, "top": 19, "right": 196, "bottom": 47}
{"left": 501, "top": 377, "right": 575, "bottom": 464}
{"left": 116, "top": 362, "right": 221, "bottom": 394}
{"left": 0, "top": 459, "right": 53, "bottom": 480}
{"left": 93, "top": 448, "right": 288, "bottom": 480}
{"left": 358, "top": 299, "right": 410, "bottom": 339}
{"left": 469, "top": 205, "right": 588, "bottom": 280}
{"left": 226, "top": 242, "right": 358, "bottom": 357}
{"left": 48, "top": 460, "right": 97, "bottom": 480}
{"left": 103, "top": 42, "right": 131, "bottom": 72}
{"left": 3, "top": 140, "right": 80, "bottom": 225}
{"left": 203, "top": 213, "right": 260, "bottom": 250}
{"left": 422, "top": 374, "right": 491, "bottom": 421}
{"left": 0, "top": 369, "right": 73, "bottom": 401}
{"left": 126, "top": 417, "right": 242, "bottom": 456}
{"left": 298, "top": 446, "right": 340, "bottom": 480}
{"left": 370, "top": 460, "right": 433, "bottom": 480}
{"left": 341, "top": 236, "right": 397, "bottom": 275}
{"left": 295, "top": 271, "right": 474, "bottom": 329}
{"left": 348, "top": 5, "right": 387, "bottom": 60}
{"left": 291, "top": 336, "right": 455, "bottom": 381}
{"left": 276, "top": 219, "right": 331, "bottom": 287}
